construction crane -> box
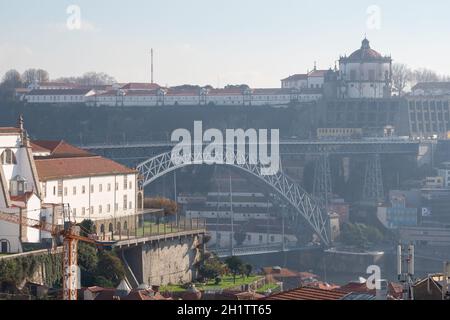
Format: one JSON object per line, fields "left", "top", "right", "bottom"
{"left": 0, "top": 206, "right": 113, "bottom": 300}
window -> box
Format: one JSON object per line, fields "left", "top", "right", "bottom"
{"left": 82, "top": 186, "right": 86, "bottom": 194}
{"left": 90, "top": 206, "right": 94, "bottom": 214}
{"left": 73, "top": 186, "right": 77, "bottom": 195}
{"left": 1, "top": 149, "right": 16, "bottom": 165}
{"left": 57, "top": 180, "right": 63, "bottom": 197}
{"left": 99, "top": 184, "right": 103, "bottom": 192}
{"left": 350, "top": 70, "right": 357, "bottom": 81}
{"left": 107, "top": 183, "right": 111, "bottom": 192}
{"left": 129, "top": 181, "right": 132, "bottom": 189}
{"left": 123, "top": 195, "right": 127, "bottom": 210}
{"left": 99, "top": 205, "right": 102, "bottom": 214}
{"left": 90, "top": 185, "right": 94, "bottom": 193}
{"left": 82, "top": 207, "right": 86, "bottom": 216}
{"left": 64, "top": 187, "right": 68, "bottom": 196}
{"left": 72, "top": 208, "right": 76, "bottom": 216}
{"left": 124, "top": 176, "right": 128, "bottom": 190}
{"left": 115, "top": 183, "right": 119, "bottom": 191}
{"left": 129, "top": 201, "right": 132, "bottom": 209}
{"left": 115, "top": 203, "right": 118, "bottom": 212}
{"left": 107, "top": 204, "right": 111, "bottom": 213}
{"left": 368, "top": 69, "right": 375, "bottom": 81}
{"left": 42, "top": 182, "right": 47, "bottom": 197}
{"left": 53, "top": 186, "right": 56, "bottom": 196}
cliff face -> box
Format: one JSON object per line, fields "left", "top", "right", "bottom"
{"left": 0, "top": 102, "right": 315, "bottom": 145}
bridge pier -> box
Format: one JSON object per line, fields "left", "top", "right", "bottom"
{"left": 313, "top": 153, "right": 332, "bottom": 204}
{"left": 362, "top": 154, "right": 384, "bottom": 205}
{"left": 119, "top": 232, "right": 205, "bottom": 287}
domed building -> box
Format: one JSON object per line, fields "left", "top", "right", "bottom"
{"left": 338, "top": 38, "right": 392, "bottom": 99}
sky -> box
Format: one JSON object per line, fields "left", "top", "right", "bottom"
{"left": 0, "top": 0, "right": 449, "bottom": 88}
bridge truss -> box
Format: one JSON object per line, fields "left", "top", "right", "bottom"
{"left": 137, "top": 151, "right": 331, "bottom": 246}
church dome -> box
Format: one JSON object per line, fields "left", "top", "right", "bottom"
{"left": 347, "top": 38, "right": 384, "bottom": 61}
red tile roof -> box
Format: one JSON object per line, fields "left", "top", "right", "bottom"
{"left": 281, "top": 74, "right": 307, "bottom": 82}
{"left": 35, "top": 156, "right": 137, "bottom": 181}
{"left": 27, "top": 89, "right": 92, "bottom": 96}
{"left": 120, "top": 83, "right": 161, "bottom": 90}
{"left": 0, "top": 127, "right": 21, "bottom": 134}
{"left": 262, "top": 287, "right": 349, "bottom": 300}
{"left": 31, "top": 140, "right": 93, "bottom": 158}
{"left": 338, "top": 281, "right": 375, "bottom": 295}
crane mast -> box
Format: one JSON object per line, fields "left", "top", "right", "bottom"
{"left": 0, "top": 207, "right": 103, "bottom": 301}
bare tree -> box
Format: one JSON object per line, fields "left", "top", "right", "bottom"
{"left": 392, "top": 63, "right": 412, "bottom": 96}
{"left": 22, "top": 68, "right": 50, "bottom": 86}
{"left": 1, "top": 69, "right": 23, "bottom": 89}
{"left": 53, "top": 72, "right": 116, "bottom": 86}
{"left": 413, "top": 68, "right": 440, "bottom": 84}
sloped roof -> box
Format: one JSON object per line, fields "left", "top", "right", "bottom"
{"left": 120, "top": 83, "right": 161, "bottom": 90}
{"left": 31, "top": 140, "right": 93, "bottom": 158}
{"left": 262, "top": 287, "right": 349, "bottom": 300}
{"left": 35, "top": 156, "right": 137, "bottom": 181}
{"left": 281, "top": 74, "right": 308, "bottom": 82}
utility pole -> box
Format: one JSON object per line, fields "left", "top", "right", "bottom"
{"left": 151, "top": 48, "right": 154, "bottom": 84}
{"left": 229, "top": 171, "right": 234, "bottom": 256}
{"left": 398, "top": 243, "right": 415, "bottom": 300}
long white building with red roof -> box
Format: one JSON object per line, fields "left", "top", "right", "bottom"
{"left": 0, "top": 119, "right": 145, "bottom": 253}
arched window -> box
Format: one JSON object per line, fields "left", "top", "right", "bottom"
{"left": 0, "top": 239, "right": 10, "bottom": 253}
{"left": 1, "top": 149, "right": 16, "bottom": 165}
{"left": 116, "top": 222, "right": 121, "bottom": 232}
{"left": 100, "top": 224, "right": 105, "bottom": 234}
{"left": 108, "top": 223, "right": 113, "bottom": 233}
{"left": 123, "top": 221, "right": 128, "bottom": 231}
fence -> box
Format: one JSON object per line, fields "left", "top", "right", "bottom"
{"left": 96, "top": 216, "right": 206, "bottom": 241}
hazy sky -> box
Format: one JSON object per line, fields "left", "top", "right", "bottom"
{"left": 0, "top": 0, "right": 449, "bottom": 87}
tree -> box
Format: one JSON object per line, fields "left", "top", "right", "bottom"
{"left": 1, "top": 69, "right": 23, "bottom": 89}
{"left": 77, "top": 220, "right": 98, "bottom": 286}
{"left": 144, "top": 197, "right": 177, "bottom": 216}
{"left": 198, "top": 253, "right": 225, "bottom": 282}
{"left": 413, "top": 68, "right": 440, "bottom": 84}
{"left": 96, "top": 251, "right": 125, "bottom": 287}
{"left": 233, "top": 229, "right": 247, "bottom": 246}
{"left": 53, "top": 72, "right": 116, "bottom": 86}
{"left": 392, "top": 63, "right": 412, "bottom": 96}
{"left": 243, "top": 263, "right": 252, "bottom": 278}
{"left": 224, "top": 256, "right": 244, "bottom": 284}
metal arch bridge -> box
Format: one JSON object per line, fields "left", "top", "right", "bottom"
{"left": 84, "top": 139, "right": 420, "bottom": 156}
{"left": 136, "top": 150, "right": 331, "bottom": 246}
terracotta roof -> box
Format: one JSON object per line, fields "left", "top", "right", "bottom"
{"left": 31, "top": 140, "right": 93, "bottom": 158}
{"left": 338, "top": 281, "right": 376, "bottom": 295}
{"left": 281, "top": 74, "right": 308, "bottom": 82}
{"left": 0, "top": 127, "right": 21, "bottom": 134}
{"left": 35, "top": 156, "right": 137, "bottom": 181}
{"left": 120, "top": 83, "right": 161, "bottom": 90}
{"left": 262, "top": 287, "right": 349, "bottom": 300}
{"left": 343, "top": 39, "right": 390, "bottom": 62}
{"left": 308, "top": 70, "right": 328, "bottom": 77}
{"left": 305, "top": 281, "right": 340, "bottom": 291}
{"left": 27, "top": 89, "right": 92, "bottom": 96}
{"left": 10, "top": 191, "right": 34, "bottom": 203}
{"left": 123, "top": 289, "right": 171, "bottom": 300}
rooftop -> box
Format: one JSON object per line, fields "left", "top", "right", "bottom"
{"left": 35, "top": 155, "right": 137, "bottom": 181}
{"left": 262, "top": 286, "right": 349, "bottom": 300}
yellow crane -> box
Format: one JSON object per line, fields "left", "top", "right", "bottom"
{"left": 0, "top": 208, "right": 112, "bottom": 300}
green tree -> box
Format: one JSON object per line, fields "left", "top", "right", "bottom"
{"left": 243, "top": 263, "right": 253, "bottom": 278}
{"left": 224, "top": 256, "right": 244, "bottom": 284}
{"left": 198, "top": 253, "right": 225, "bottom": 282}
{"left": 96, "top": 251, "right": 125, "bottom": 287}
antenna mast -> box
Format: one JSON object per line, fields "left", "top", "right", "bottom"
{"left": 151, "top": 48, "right": 154, "bottom": 84}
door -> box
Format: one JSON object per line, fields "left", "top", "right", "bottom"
{"left": 1, "top": 240, "right": 8, "bottom": 253}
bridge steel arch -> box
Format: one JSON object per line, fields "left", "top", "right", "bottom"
{"left": 137, "top": 151, "right": 331, "bottom": 246}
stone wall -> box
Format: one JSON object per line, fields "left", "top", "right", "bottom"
{"left": 123, "top": 234, "right": 203, "bottom": 286}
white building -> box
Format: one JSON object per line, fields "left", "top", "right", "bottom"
{"left": 411, "top": 82, "right": 450, "bottom": 96}
{"left": 437, "top": 162, "right": 450, "bottom": 188}
{"left": 25, "top": 89, "right": 95, "bottom": 104}
{"left": 281, "top": 68, "right": 327, "bottom": 90}
{"left": 338, "top": 38, "right": 392, "bottom": 99}
{"left": 30, "top": 140, "right": 144, "bottom": 235}
{"left": 0, "top": 119, "right": 146, "bottom": 253}
{"left": 0, "top": 119, "right": 42, "bottom": 253}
